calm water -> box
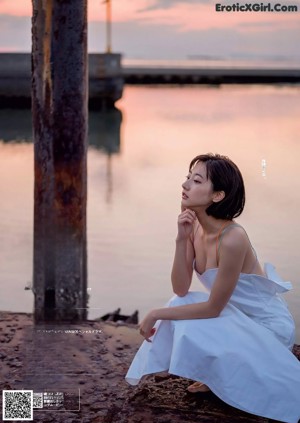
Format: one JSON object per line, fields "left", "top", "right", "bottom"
{"left": 0, "top": 85, "right": 300, "bottom": 342}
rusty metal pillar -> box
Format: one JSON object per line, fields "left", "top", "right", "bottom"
{"left": 31, "top": 0, "right": 88, "bottom": 322}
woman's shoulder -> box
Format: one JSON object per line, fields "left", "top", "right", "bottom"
{"left": 218, "top": 223, "right": 250, "bottom": 251}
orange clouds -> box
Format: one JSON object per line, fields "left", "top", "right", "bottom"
{"left": 0, "top": 0, "right": 31, "bottom": 16}
{"left": 0, "top": 0, "right": 150, "bottom": 22}
{"left": 131, "top": 2, "right": 300, "bottom": 32}
{"left": 88, "top": 0, "right": 151, "bottom": 23}
{"left": 0, "top": 0, "right": 298, "bottom": 32}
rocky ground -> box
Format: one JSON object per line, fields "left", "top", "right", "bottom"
{"left": 0, "top": 311, "right": 299, "bottom": 423}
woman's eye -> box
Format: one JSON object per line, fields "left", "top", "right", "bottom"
{"left": 194, "top": 180, "right": 201, "bottom": 184}
{"left": 185, "top": 175, "right": 190, "bottom": 180}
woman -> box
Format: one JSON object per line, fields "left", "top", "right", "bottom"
{"left": 125, "top": 153, "right": 300, "bottom": 423}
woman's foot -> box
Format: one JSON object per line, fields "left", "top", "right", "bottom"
{"left": 186, "top": 381, "right": 210, "bottom": 393}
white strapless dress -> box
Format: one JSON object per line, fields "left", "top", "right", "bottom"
{"left": 125, "top": 263, "right": 300, "bottom": 423}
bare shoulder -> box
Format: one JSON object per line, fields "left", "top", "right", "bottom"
{"left": 217, "top": 225, "right": 250, "bottom": 274}
{"left": 220, "top": 224, "right": 249, "bottom": 253}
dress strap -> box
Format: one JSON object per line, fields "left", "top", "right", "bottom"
{"left": 216, "top": 223, "right": 258, "bottom": 272}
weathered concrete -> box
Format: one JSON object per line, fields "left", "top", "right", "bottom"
{"left": 0, "top": 52, "right": 123, "bottom": 108}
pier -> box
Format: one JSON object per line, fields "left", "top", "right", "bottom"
{"left": 123, "top": 65, "right": 300, "bottom": 85}
{"left": 0, "top": 53, "right": 123, "bottom": 109}
{"left": 0, "top": 53, "right": 299, "bottom": 109}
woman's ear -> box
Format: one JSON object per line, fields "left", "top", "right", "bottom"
{"left": 212, "top": 190, "right": 225, "bottom": 203}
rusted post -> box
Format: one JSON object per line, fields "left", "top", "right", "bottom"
{"left": 32, "top": 0, "right": 88, "bottom": 322}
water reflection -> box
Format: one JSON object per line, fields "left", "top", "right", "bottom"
{"left": 88, "top": 108, "right": 122, "bottom": 155}
{"left": 0, "top": 107, "right": 122, "bottom": 152}
{"left": 88, "top": 108, "right": 122, "bottom": 203}
{"left": 0, "top": 109, "right": 32, "bottom": 142}
{"left": 1, "top": 86, "right": 300, "bottom": 342}
{"left": 0, "top": 107, "right": 123, "bottom": 204}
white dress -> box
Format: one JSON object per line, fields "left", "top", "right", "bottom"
{"left": 125, "top": 262, "right": 300, "bottom": 423}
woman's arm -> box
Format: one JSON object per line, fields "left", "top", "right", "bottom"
{"left": 140, "top": 228, "right": 247, "bottom": 341}
{"left": 171, "top": 209, "right": 196, "bottom": 296}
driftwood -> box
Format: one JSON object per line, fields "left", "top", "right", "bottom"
{"left": 98, "top": 308, "right": 139, "bottom": 324}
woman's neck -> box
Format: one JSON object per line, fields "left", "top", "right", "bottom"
{"left": 194, "top": 210, "right": 232, "bottom": 235}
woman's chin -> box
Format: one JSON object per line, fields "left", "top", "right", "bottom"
{"left": 181, "top": 202, "right": 195, "bottom": 211}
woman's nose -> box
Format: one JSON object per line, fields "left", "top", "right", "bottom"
{"left": 182, "top": 179, "right": 189, "bottom": 190}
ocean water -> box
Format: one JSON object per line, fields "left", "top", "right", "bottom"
{"left": 0, "top": 84, "right": 300, "bottom": 342}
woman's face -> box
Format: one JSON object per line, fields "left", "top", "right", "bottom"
{"left": 181, "top": 161, "right": 215, "bottom": 210}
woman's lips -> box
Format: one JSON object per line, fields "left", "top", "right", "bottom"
{"left": 182, "top": 192, "right": 189, "bottom": 199}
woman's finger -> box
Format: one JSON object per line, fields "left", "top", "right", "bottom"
{"left": 178, "top": 216, "right": 194, "bottom": 224}
{"left": 179, "top": 211, "right": 195, "bottom": 219}
{"left": 179, "top": 210, "right": 196, "bottom": 219}
{"left": 140, "top": 330, "right": 152, "bottom": 342}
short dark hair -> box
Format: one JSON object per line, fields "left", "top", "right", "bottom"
{"left": 189, "top": 153, "right": 245, "bottom": 220}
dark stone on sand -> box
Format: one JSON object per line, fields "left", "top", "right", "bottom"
{"left": 292, "top": 344, "right": 300, "bottom": 359}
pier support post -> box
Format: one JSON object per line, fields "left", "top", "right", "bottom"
{"left": 31, "top": 0, "right": 88, "bottom": 322}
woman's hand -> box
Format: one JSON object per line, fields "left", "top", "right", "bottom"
{"left": 139, "top": 311, "right": 157, "bottom": 342}
{"left": 177, "top": 208, "right": 196, "bottom": 241}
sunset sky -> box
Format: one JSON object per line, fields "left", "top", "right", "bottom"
{"left": 0, "top": 0, "right": 299, "bottom": 62}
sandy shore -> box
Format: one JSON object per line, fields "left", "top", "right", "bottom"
{"left": 0, "top": 311, "right": 299, "bottom": 423}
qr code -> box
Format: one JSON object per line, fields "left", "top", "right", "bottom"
{"left": 2, "top": 390, "right": 33, "bottom": 421}
{"left": 33, "top": 392, "right": 43, "bottom": 409}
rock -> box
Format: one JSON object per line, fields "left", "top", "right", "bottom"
{"left": 292, "top": 344, "right": 300, "bottom": 359}
{"left": 90, "top": 403, "right": 101, "bottom": 411}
